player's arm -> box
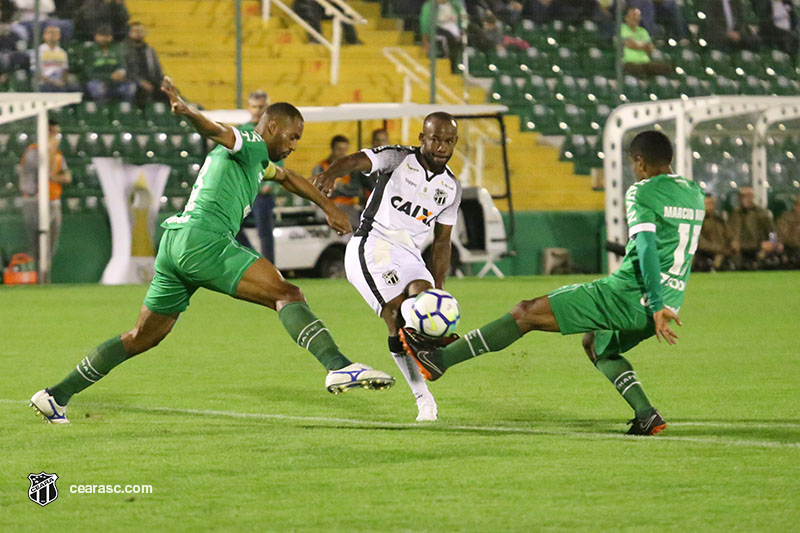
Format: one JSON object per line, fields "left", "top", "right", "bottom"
{"left": 633, "top": 230, "right": 681, "bottom": 344}
{"left": 160, "top": 76, "right": 236, "bottom": 150}
{"left": 313, "top": 152, "right": 373, "bottom": 196}
{"left": 432, "top": 222, "right": 453, "bottom": 289}
{"left": 270, "top": 166, "right": 352, "bottom": 235}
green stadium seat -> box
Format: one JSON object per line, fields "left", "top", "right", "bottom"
{"left": 581, "top": 47, "right": 615, "bottom": 76}
{"left": 678, "top": 76, "right": 710, "bottom": 98}
{"left": 5, "top": 132, "right": 32, "bottom": 161}
{"left": 76, "top": 132, "right": 108, "bottom": 159}
{"left": 111, "top": 101, "right": 147, "bottom": 131}
{"left": 741, "top": 75, "right": 767, "bottom": 95}
{"left": 177, "top": 132, "right": 206, "bottom": 160}
{"left": 649, "top": 75, "right": 679, "bottom": 100}
{"left": 490, "top": 75, "right": 520, "bottom": 104}
{"left": 673, "top": 48, "right": 703, "bottom": 77}
{"left": 619, "top": 75, "right": 646, "bottom": 103}
{"left": 709, "top": 75, "right": 739, "bottom": 95}
{"left": 735, "top": 50, "right": 763, "bottom": 77}
{"left": 464, "top": 47, "right": 491, "bottom": 77}
{"left": 7, "top": 70, "right": 31, "bottom": 92}
{"left": 704, "top": 49, "right": 736, "bottom": 79}
{"left": 586, "top": 75, "right": 614, "bottom": 105}
{"left": 110, "top": 132, "right": 143, "bottom": 162}
{"left": 76, "top": 101, "right": 113, "bottom": 131}
{"left": 527, "top": 103, "right": 559, "bottom": 135}
{"left": 519, "top": 47, "right": 550, "bottom": 76}
{"left": 520, "top": 75, "right": 552, "bottom": 103}
{"left": 559, "top": 134, "right": 593, "bottom": 175}
{"left": 487, "top": 48, "right": 519, "bottom": 75}
{"left": 554, "top": 75, "right": 582, "bottom": 103}
{"left": 514, "top": 19, "right": 539, "bottom": 45}
{"left": 146, "top": 101, "right": 182, "bottom": 132}
{"left": 762, "top": 50, "right": 795, "bottom": 78}
{"left": 551, "top": 47, "right": 580, "bottom": 75}
{"left": 556, "top": 104, "right": 589, "bottom": 134}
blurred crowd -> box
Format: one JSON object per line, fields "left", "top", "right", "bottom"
{"left": 695, "top": 188, "right": 800, "bottom": 271}
{"left": 1, "top": 0, "right": 165, "bottom": 107}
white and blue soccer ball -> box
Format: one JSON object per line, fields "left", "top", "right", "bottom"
{"left": 410, "top": 289, "right": 461, "bottom": 338}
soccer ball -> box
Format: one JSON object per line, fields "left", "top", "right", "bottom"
{"left": 409, "top": 289, "right": 461, "bottom": 338}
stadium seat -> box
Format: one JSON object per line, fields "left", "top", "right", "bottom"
{"left": 521, "top": 75, "right": 552, "bottom": 104}
{"left": 526, "top": 103, "right": 559, "bottom": 135}
{"left": 649, "top": 75, "right": 679, "bottom": 100}
{"left": 143, "top": 132, "right": 174, "bottom": 162}
{"left": 551, "top": 47, "right": 580, "bottom": 75}
{"left": 741, "top": 75, "right": 768, "bottom": 95}
{"left": 146, "top": 102, "right": 182, "bottom": 132}
{"left": 586, "top": 75, "right": 614, "bottom": 105}
{"left": 76, "top": 102, "right": 113, "bottom": 132}
{"left": 704, "top": 49, "right": 736, "bottom": 79}
{"left": 487, "top": 48, "right": 519, "bottom": 76}
{"left": 581, "top": 47, "right": 615, "bottom": 76}
{"left": 490, "top": 75, "right": 522, "bottom": 105}
{"left": 464, "top": 48, "right": 491, "bottom": 78}
{"left": 673, "top": 48, "right": 703, "bottom": 77}
{"left": 519, "top": 47, "right": 550, "bottom": 76}
{"left": 619, "top": 75, "right": 646, "bottom": 103}
{"left": 111, "top": 132, "right": 143, "bottom": 162}
{"left": 556, "top": 104, "right": 589, "bottom": 135}
{"left": 5, "top": 132, "right": 31, "bottom": 161}
{"left": 76, "top": 132, "right": 108, "bottom": 159}
{"left": 762, "top": 50, "right": 795, "bottom": 78}
{"left": 178, "top": 132, "right": 206, "bottom": 160}
{"left": 7, "top": 70, "right": 31, "bottom": 92}
{"left": 111, "top": 102, "right": 147, "bottom": 131}
{"left": 736, "top": 50, "right": 763, "bottom": 77}
{"left": 554, "top": 75, "right": 582, "bottom": 103}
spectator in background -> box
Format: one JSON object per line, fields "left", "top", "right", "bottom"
{"left": 704, "top": 0, "right": 760, "bottom": 51}
{"left": 625, "top": 0, "right": 686, "bottom": 40}
{"left": 371, "top": 127, "right": 390, "bottom": 148}
{"left": 548, "top": 0, "right": 597, "bottom": 24}
{"left": 313, "top": 135, "right": 369, "bottom": 229}
{"left": 0, "top": 3, "right": 29, "bottom": 80}
{"left": 74, "top": 0, "right": 129, "bottom": 42}
{"left": 752, "top": 0, "right": 798, "bottom": 58}
{"left": 777, "top": 195, "right": 800, "bottom": 268}
{"left": 83, "top": 25, "right": 135, "bottom": 103}
{"left": 420, "top": 0, "right": 465, "bottom": 74}
{"left": 693, "top": 194, "right": 731, "bottom": 272}
{"left": 524, "top": 0, "right": 552, "bottom": 23}
{"left": 621, "top": 7, "right": 673, "bottom": 77}
{"left": 36, "top": 25, "right": 78, "bottom": 91}
{"left": 234, "top": 90, "right": 278, "bottom": 263}
{"left": 489, "top": 0, "right": 524, "bottom": 27}
{"left": 12, "top": 0, "right": 73, "bottom": 41}
{"left": 18, "top": 119, "right": 71, "bottom": 263}
{"left": 122, "top": 21, "right": 166, "bottom": 106}
{"left": 292, "top": 0, "right": 362, "bottom": 45}
{"left": 729, "top": 186, "right": 782, "bottom": 269}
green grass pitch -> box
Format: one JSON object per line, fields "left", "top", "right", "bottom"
{"left": 2, "top": 272, "right": 799, "bottom": 530}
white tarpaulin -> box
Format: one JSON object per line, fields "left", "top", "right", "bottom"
{"left": 93, "top": 158, "right": 170, "bottom": 284}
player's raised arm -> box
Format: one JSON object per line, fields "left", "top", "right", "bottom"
{"left": 161, "top": 76, "right": 237, "bottom": 150}
{"left": 271, "top": 167, "right": 352, "bottom": 235}
{"left": 313, "top": 152, "right": 373, "bottom": 196}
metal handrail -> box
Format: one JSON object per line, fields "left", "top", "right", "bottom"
{"left": 261, "top": 0, "right": 367, "bottom": 84}
{"left": 381, "top": 47, "right": 502, "bottom": 187}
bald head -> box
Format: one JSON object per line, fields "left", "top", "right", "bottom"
{"left": 419, "top": 112, "right": 458, "bottom": 173}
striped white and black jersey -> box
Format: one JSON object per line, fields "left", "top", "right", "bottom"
{"left": 355, "top": 145, "right": 462, "bottom": 251}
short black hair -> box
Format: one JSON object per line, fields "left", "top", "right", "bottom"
{"left": 371, "top": 128, "right": 388, "bottom": 143}
{"left": 95, "top": 24, "right": 113, "bottom": 36}
{"left": 48, "top": 118, "right": 59, "bottom": 127}
{"left": 330, "top": 134, "right": 349, "bottom": 149}
{"left": 265, "top": 102, "right": 303, "bottom": 123}
{"left": 629, "top": 130, "right": 673, "bottom": 166}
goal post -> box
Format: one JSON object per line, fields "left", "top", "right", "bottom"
{"left": 603, "top": 96, "right": 800, "bottom": 271}
{"left": 0, "top": 92, "right": 83, "bottom": 282}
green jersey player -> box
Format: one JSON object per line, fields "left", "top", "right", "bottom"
{"left": 400, "top": 131, "right": 705, "bottom": 435}
{"left": 30, "top": 77, "right": 394, "bottom": 424}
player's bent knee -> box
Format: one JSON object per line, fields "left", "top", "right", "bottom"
{"left": 279, "top": 283, "right": 305, "bottom": 304}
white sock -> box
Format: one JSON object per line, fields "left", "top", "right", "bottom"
{"left": 391, "top": 351, "right": 435, "bottom": 405}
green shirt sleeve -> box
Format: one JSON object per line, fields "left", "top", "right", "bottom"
{"left": 625, "top": 181, "right": 657, "bottom": 238}
{"left": 227, "top": 127, "right": 272, "bottom": 169}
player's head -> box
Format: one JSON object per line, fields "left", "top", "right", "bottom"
{"left": 629, "top": 130, "right": 673, "bottom": 180}
{"left": 330, "top": 135, "right": 350, "bottom": 160}
{"left": 257, "top": 102, "right": 304, "bottom": 162}
{"left": 371, "top": 128, "right": 389, "bottom": 148}
{"left": 419, "top": 112, "right": 458, "bottom": 174}
{"left": 704, "top": 193, "right": 716, "bottom": 214}
{"left": 739, "top": 186, "right": 755, "bottom": 209}
{"left": 247, "top": 89, "right": 269, "bottom": 124}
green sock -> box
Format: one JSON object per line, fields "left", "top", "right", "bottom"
{"left": 49, "top": 336, "right": 129, "bottom": 406}
{"left": 279, "top": 302, "right": 351, "bottom": 371}
{"left": 594, "top": 354, "right": 653, "bottom": 418}
{"left": 441, "top": 313, "right": 523, "bottom": 368}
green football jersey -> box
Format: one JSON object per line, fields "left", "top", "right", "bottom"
{"left": 163, "top": 127, "right": 277, "bottom": 235}
{"left": 606, "top": 174, "right": 706, "bottom": 311}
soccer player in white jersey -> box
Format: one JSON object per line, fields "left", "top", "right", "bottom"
{"left": 314, "top": 113, "right": 462, "bottom": 421}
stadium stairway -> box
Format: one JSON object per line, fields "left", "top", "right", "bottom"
{"left": 125, "top": 0, "right": 603, "bottom": 210}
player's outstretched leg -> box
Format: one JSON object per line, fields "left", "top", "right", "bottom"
{"left": 582, "top": 332, "right": 665, "bottom": 435}
{"left": 31, "top": 306, "right": 178, "bottom": 424}
{"left": 400, "top": 296, "right": 556, "bottom": 380}
{"left": 235, "top": 258, "right": 395, "bottom": 394}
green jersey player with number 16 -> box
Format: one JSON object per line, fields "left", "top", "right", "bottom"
{"left": 400, "top": 131, "right": 705, "bottom": 435}
{"left": 30, "top": 77, "right": 395, "bottom": 424}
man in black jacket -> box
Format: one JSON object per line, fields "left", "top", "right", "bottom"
{"left": 704, "top": 0, "right": 759, "bottom": 50}
{"left": 122, "top": 21, "right": 167, "bottom": 106}
{"left": 752, "top": 0, "right": 798, "bottom": 57}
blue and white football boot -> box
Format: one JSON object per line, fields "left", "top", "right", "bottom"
{"left": 325, "top": 363, "right": 395, "bottom": 394}
{"left": 30, "top": 389, "right": 70, "bottom": 424}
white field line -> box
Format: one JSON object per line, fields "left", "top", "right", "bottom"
{"left": 5, "top": 399, "right": 799, "bottom": 449}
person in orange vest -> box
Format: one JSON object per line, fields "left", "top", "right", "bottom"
{"left": 18, "top": 119, "right": 72, "bottom": 263}
{"left": 312, "top": 134, "right": 373, "bottom": 230}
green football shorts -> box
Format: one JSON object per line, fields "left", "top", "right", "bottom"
{"left": 143, "top": 227, "right": 261, "bottom": 315}
{"left": 548, "top": 280, "right": 656, "bottom": 358}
